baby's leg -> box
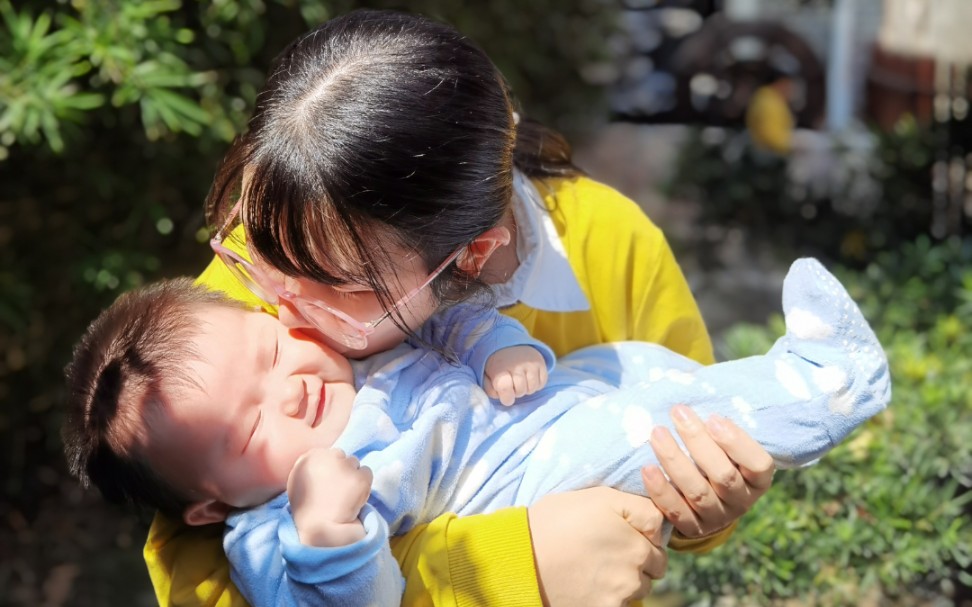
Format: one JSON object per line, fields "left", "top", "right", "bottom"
{"left": 515, "top": 258, "right": 891, "bottom": 502}
{"left": 557, "top": 335, "right": 704, "bottom": 389}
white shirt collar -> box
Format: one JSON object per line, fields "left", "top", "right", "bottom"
{"left": 492, "top": 171, "right": 590, "bottom": 312}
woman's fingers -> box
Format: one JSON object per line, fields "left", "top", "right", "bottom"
{"left": 609, "top": 491, "right": 667, "bottom": 594}
{"left": 529, "top": 487, "right": 669, "bottom": 607}
{"left": 614, "top": 490, "right": 666, "bottom": 547}
{"left": 670, "top": 406, "right": 749, "bottom": 514}
{"left": 649, "top": 424, "right": 729, "bottom": 534}
{"left": 646, "top": 405, "right": 776, "bottom": 538}
{"left": 702, "top": 414, "right": 776, "bottom": 490}
{"left": 640, "top": 464, "right": 701, "bottom": 535}
{"left": 640, "top": 537, "right": 668, "bottom": 580}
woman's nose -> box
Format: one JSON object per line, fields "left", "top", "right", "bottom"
{"left": 276, "top": 299, "right": 340, "bottom": 352}
{"left": 277, "top": 299, "right": 315, "bottom": 332}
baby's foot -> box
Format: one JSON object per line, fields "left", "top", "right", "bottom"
{"left": 779, "top": 258, "right": 891, "bottom": 422}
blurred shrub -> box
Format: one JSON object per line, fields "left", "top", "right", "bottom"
{"left": 0, "top": 0, "right": 615, "bottom": 158}
{"left": 663, "top": 240, "right": 972, "bottom": 605}
{"left": 666, "top": 117, "right": 944, "bottom": 269}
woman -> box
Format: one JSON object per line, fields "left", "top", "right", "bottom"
{"left": 146, "top": 10, "right": 774, "bottom": 607}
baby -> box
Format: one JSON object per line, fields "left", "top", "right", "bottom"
{"left": 64, "top": 258, "right": 890, "bottom": 606}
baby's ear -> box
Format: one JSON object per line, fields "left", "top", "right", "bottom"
{"left": 183, "top": 499, "right": 233, "bottom": 526}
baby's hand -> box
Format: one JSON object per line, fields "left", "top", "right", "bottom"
{"left": 484, "top": 345, "right": 549, "bottom": 406}
{"left": 287, "top": 447, "right": 372, "bottom": 547}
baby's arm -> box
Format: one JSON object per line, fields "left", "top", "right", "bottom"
{"left": 223, "top": 450, "right": 404, "bottom": 606}
{"left": 416, "top": 303, "right": 555, "bottom": 404}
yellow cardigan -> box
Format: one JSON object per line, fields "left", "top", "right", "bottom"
{"left": 144, "top": 175, "right": 730, "bottom": 607}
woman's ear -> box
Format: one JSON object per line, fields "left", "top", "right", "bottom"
{"left": 456, "top": 227, "right": 511, "bottom": 277}
{"left": 183, "top": 499, "right": 233, "bottom": 526}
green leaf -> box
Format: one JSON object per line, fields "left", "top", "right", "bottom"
{"left": 137, "top": 87, "right": 209, "bottom": 139}
{"left": 39, "top": 108, "right": 63, "bottom": 152}
{"left": 0, "top": 1, "right": 31, "bottom": 45}
{"left": 56, "top": 92, "right": 105, "bottom": 111}
{"left": 132, "top": 59, "right": 198, "bottom": 88}
{"left": 28, "top": 10, "right": 51, "bottom": 48}
{"left": 125, "top": 0, "right": 183, "bottom": 20}
{"left": 22, "top": 105, "right": 41, "bottom": 138}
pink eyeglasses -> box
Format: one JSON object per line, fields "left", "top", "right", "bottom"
{"left": 210, "top": 200, "right": 464, "bottom": 350}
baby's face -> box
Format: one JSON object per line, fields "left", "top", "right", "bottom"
{"left": 145, "top": 304, "right": 358, "bottom": 511}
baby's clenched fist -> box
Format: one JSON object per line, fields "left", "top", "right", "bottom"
{"left": 485, "top": 345, "right": 549, "bottom": 406}
{"left": 287, "top": 447, "right": 372, "bottom": 547}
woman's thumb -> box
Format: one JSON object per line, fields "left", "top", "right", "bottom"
{"left": 614, "top": 492, "right": 666, "bottom": 546}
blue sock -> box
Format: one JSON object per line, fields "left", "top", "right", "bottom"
{"left": 771, "top": 258, "right": 892, "bottom": 464}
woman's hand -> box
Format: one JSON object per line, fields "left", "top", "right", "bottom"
{"left": 528, "top": 487, "right": 667, "bottom": 607}
{"left": 642, "top": 404, "right": 776, "bottom": 539}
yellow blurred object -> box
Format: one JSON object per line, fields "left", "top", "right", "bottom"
{"left": 746, "top": 84, "right": 795, "bottom": 154}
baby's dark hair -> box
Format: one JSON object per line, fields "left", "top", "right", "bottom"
{"left": 62, "top": 278, "right": 239, "bottom": 521}
{"left": 206, "top": 9, "right": 581, "bottom": 333}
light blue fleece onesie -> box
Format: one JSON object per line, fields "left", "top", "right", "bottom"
{"left": 223, "top": 258, "right": 891, "bottom": 607}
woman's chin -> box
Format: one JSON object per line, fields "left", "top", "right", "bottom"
{"left": 290, "top": 327, "right": 355, "bottom": 355}
{"left": 344, "top": 332, "right": 409, "bottom": 359}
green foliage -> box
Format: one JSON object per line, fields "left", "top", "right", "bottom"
{"left": 662, "top": 242, "right": 972, "bottom": 604}
{"left": 1, "top": 0, "right": 215, "bottom": 152}
{"left": 0, "top": 0, "right": 614, "bottom": 157}
{"left": 842, "top": 235, "right": 972, "bottom": 334}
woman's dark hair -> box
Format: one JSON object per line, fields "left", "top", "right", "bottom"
{"left": 205, "top": 9, "right": 580, "bottom": 330}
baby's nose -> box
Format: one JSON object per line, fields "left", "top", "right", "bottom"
{"left": 279, "top": 378, "right": 305, "bottom": 417}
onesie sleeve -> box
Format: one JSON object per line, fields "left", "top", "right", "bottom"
{"left": 224, "top": 499, "right": 404, "bottom": 607}
{"left": 415, "top": 304, "right": 556, "bottom": 385}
